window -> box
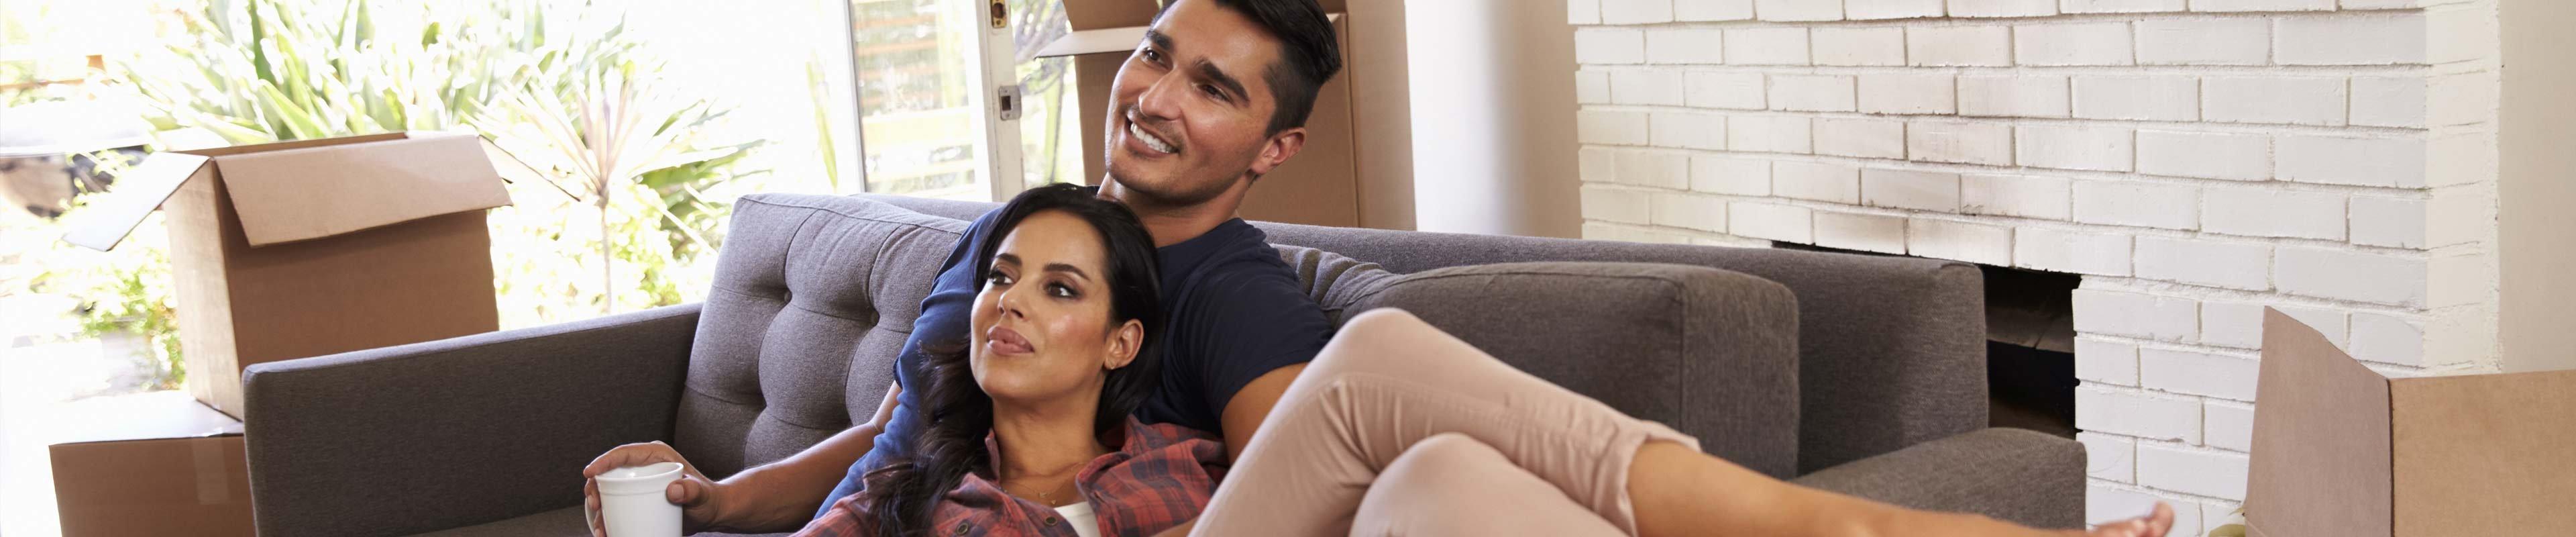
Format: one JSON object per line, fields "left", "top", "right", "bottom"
{"left": 849, "top": 0, "right": 1086, "bottom": 201}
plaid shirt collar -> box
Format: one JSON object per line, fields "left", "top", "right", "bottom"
{"left": 797, "top": 418, "right": 1227, "bottom": 537}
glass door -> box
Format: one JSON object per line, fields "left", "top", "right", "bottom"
{"left": 847, "top": 0, "right": 1020, "bottom": 201}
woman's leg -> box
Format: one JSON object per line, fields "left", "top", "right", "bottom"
{"left": 1350, "top": 433, "right": 1624, "bottom": 537}
{"left": 1195, "top": 309, "right": 2173, "bottom": 537}
{"left": 1194, "top": 309, "right": 1696, "bottom": 536}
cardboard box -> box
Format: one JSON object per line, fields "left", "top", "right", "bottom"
{"left": 63, "top": 132, "right": 511, "bottom": 418}
{"left": 2246, "top": 308, "right": 2576, "bottom": 536}
{"left": 48, "top": 391, "right": 252, "bottom": 537}
{"left": 1045, "top": 0, "right": 1407, "bottom": 228}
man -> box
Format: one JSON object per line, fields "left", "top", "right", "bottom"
{"left": 582, "top": 0, "right": 1344, "bottom": 534}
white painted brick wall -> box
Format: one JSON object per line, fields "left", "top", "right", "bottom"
{"left": 1813, "top": 117, "right": 1908, "bottom": 159}
{"left": 2073, "top": 75, "right": 2198, "bottom": 121}
{"left": 2202, "top": 186, "right": 2346, "bottom": 240}
{"left": 1960, "top": 173, "right": 2071, "bottom": 219}
{"left": 1861, "top": 168, "right": 1962, "bottom": 211}
{"left": 1572, "top": 1, "right": 2504, "bottom": 513}
{"left": 1690, "top": 155, "right": 1771, "bottom": 195}
{"left": 1648, "top": 111, "right": 1725, "bottom": 151}
{"left": 1754, "top": 0, "right": 1841, "bottom": 21}
{"left": 1908, "top": 217, "right": 2015, "bottom": 266}
{"left": 1611, "top": 69, "right": 1684, "bottom": 105}
{"left": 1848, "top": 0, "right": 1943, "bottom": 21}
{"left": 2073, "top": 180, "right": 2196, "bottom": 229}
{"left": 1960, "top": 75, "right": 2072, "bottom": 117}
{"left": 1773, "top": 160, "right": 1862, "bottom": 203}
{"left": 1768, "top": 75, "right": 1858, "bottom": 112}
{"left": 2017, "top": 21, "right": 2135, "bottom": 66}
{"left": 2018, "top": 227, "right": 2134, "bottom": 276}
{"left": 2017, "top": 125, "right": 2135, "bottom": 172}
{"left": 2140, "top": 348, "right": 2261, "bottom": 401}
{"left": 1674, "top": 0, "right": 1752, "bottom": 21}
{"left": 1725, "top": 28, "right": 1810, "bottom": 65}
{"left": 1907, "top": 26, "right": 2012, "bottom": 66}
{"left": 1813, "top": 211, "right": 1908, "bottom": 254}
{"left": 1907, "top": 120, "right": 2015, "bottom": 165}
{"left": 1812, "top": 27, "right": 1907, "bottom": 66}
{"left": 1859, "top": 73, "right": 1957, "bottom": 115}
{"left": 2137, "top": 130, "right": 2267, "bottom": 181}
{"left": 1644, "top": 28, "right": 1724, "bottom": 64}
{"left": 2134, "top": 236, "right": 2272, "bottom": 291}
{"left": 2135, "top": 18, "right": 2269, "bottom": 65}
{"left": 2203, "top": 77, "right": 2351, "bottom": 126}
{"left": 1726, "top": 115, "right": 1814, "bottom": 154}
{"left": 1684, "top": 71, "right": 1766, "bottom": 110}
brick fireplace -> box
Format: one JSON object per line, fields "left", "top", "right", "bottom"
{"left": 1565, "top": 0, "right": 2569, "bottom": 533}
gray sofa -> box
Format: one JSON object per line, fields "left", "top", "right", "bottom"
{"left": 241, "top": 193, "right": 2082, "bottom": 536}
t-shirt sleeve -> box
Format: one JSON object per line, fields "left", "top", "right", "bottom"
{"left": 1173, "top": 264, "right": 1332, "bottom": 420}
{"left": 826, "top": 207, "right": 995, "bottom": 517}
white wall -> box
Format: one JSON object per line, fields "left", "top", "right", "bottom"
{"left": 2499, "top": 0, "right": 2576, "bottom": 373}
{"left": 1404, "top": 0, "right": 1583, "bottom": 238}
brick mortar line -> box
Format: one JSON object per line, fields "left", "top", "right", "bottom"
{"left": 2086, "top": 476, "right": 2249, "bottom": 511}
{"left": 1578, "top": 62, "right": 2440, "bottom": 76}
{"left": 1578, "top": 104, "right": 2466, "bottom": 136}
{"left": 1578, "top": 9, "right": 2432, "bottom": 30}
{"left": 1580, "top": 145, "right": 2471, "bottom": 199}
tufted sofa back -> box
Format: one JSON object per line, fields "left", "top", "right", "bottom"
{"left": 673, "top": 194, "right": 965, "bottom": 478}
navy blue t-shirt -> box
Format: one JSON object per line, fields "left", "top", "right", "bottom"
{"left": 816, "top": 203, "right": 1331, "bottom": 516}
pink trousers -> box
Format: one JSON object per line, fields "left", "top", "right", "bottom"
{"left": 1193, "top": 309, "right": 1702, "bottom": 536}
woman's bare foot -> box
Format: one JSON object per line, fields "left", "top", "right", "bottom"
{"left": 2080, "top": 503, "right": 2177, "bottom": 537}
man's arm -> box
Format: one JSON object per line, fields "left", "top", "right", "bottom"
{"left": 707, "top": 381, "right": 904, "bottom": 530}
{"left": 1150, "top": 362, "right": 1304, "bottom": 537}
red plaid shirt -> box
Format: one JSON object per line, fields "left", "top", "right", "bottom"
{"left": 794, "top": 418, "right": 1227, "bottom": 537}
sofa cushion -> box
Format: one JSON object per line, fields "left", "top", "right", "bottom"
{"left": 676, "top": 194, "right": 966, "bottom": 479}
{"left": 1332, "top": 261, "right": 1804, "bottom": 477}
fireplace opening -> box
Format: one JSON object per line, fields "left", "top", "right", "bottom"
{"left": 1775, "top": 242, "right": 2080, "bottom": 438}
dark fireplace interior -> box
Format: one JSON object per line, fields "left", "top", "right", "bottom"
{"left": 1775, "top": 242, "right": 2080, "bottom": 438}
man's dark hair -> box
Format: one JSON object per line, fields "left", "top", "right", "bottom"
{"left": 1161, "top": 0, "right": 1342, "bottom": 135}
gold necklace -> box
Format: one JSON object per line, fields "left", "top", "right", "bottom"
{"left": 1002, "top": 477, "right": 1077, "bottom": 506}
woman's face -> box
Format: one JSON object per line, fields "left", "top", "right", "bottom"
{"left": 969, "top": 209, "right": 1144, "bottom": 406}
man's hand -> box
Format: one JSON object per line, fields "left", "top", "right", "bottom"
{"left": 582, "top": 441, "right": 727, "bottom": 537}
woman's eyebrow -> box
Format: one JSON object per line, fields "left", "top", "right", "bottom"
{"left": 1042, "top": 262, "right": 1093, "bottom": 281}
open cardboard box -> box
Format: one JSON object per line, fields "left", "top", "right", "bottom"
{"left": 2247, "top": 308, "right": 2576, "bottom": 536}
{"left": 48, "top": 391, "right": 252, "bottom": 537}
{"left": 62, "top": 132, "right": 513, "bottom": 418}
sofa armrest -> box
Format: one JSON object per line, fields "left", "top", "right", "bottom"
{"left": 1788, "top": 428, "right": 2086, "bottom": 530}
{"left": 244, "top": 303, "right": 701, "bottom": 537}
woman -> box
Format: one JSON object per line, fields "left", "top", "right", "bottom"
{"left": 797, "top": 183, "right": 1221, "bottom": 537}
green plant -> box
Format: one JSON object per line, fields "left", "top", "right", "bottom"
{"left": 49, "top": 0, "right": 763, "bottom": 384}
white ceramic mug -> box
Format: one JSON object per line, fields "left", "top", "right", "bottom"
{"left": 594, "top": 462, "right": 685, "bottom": 537}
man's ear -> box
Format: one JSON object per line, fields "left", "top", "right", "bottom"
{"left": 1104, "top": 318, "right": 1145, "bottom": 370}
{"left": 1247, "top": 127, "right": 1307, "bottom": 178}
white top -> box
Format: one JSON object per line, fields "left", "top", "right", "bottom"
{"left": 1053, "top": 501, "right": 1099, "bottom": 537}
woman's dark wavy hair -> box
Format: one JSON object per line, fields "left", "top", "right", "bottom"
{"left": 859, "top": 183, "right": 1165, "bottom": 536}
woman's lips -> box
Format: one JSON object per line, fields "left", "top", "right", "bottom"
{"left": 984, "top": 326, "right": 1034, "bottom": 355}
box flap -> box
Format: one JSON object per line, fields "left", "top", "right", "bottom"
{"left": 2245, "top": 308, "right": 2394, "bottom": 537}
{"left": 211, "top": 131, "right": 511, "bottom": 246}
{"left": 59, "top": 152, "right": 213, "bottom": 250}
{"left": 45, "top": 391, "right": 244, "bottom": 446}
{"left": 2385, "top": 369, "right": 2576, "bottom": 536}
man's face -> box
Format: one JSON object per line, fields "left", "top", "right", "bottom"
{"left": 1103, "top": 0, "right": 1294, "bottom": 207}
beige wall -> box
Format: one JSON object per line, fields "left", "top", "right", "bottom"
{"left": 2500, "top": 0, "right": 2576, "bottom": 373}
{"left": 1401, "top": 0, "right": 1582, "bottom": 238}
